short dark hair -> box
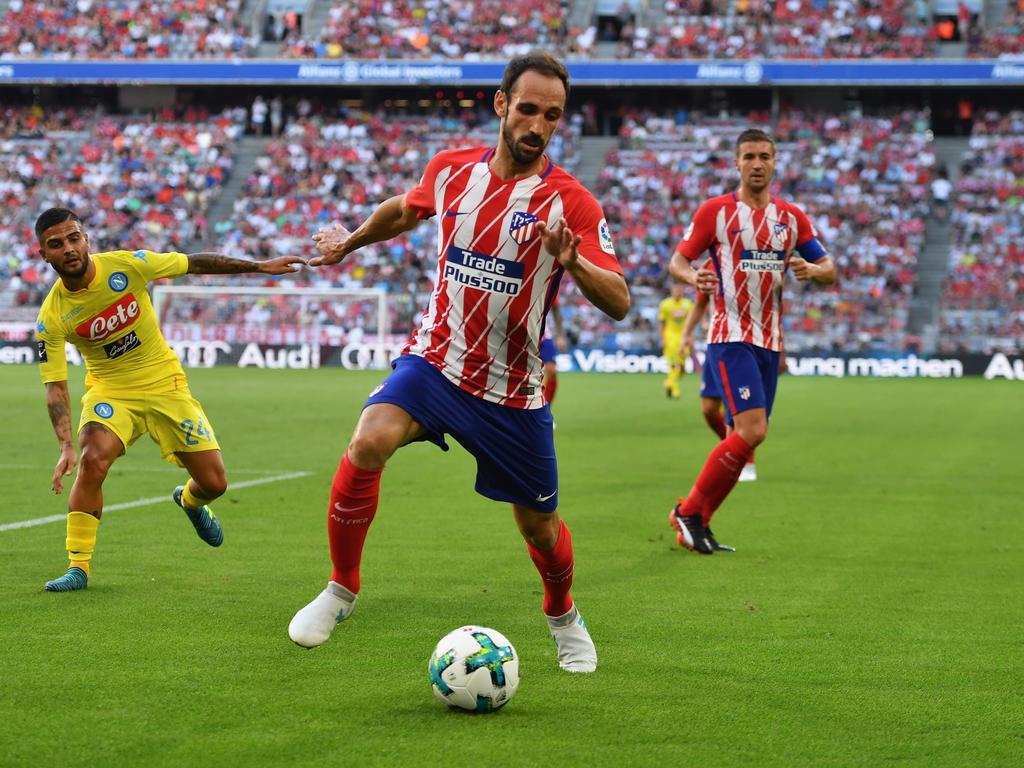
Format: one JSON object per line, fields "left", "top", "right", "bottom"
{"left": 501, "top": 51, "right": 570, "bottom": 100}
{"left": 735, "top": 128, "right": 775, "bottom": 155}
{"left": 35, "top": 208, "right": 81, "bottom": 242}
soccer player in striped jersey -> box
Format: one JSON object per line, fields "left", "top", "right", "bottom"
{"left": 667, "top": 129, "right": 835, "bottom": 554}
{"left": 33, "top": 207, "right": 305, "bottom": 591}
{"left": 288, "top": 52, "right": 629, "bottom": 673}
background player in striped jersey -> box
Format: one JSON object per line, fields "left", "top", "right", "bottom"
{"left": 288, "top": 52, "right": 630, "bottom": 673}
{"left": 667, "top": 129, "right": 835, "bottom": 554}
{"left": 34, "top": 207, "right": 305, "bottom": 591}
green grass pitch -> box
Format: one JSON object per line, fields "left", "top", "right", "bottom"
{"left": 1, "top": 364, "right": 1021, "bottom": 767}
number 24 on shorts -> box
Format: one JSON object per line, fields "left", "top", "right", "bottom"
{"left": 179, "top": 418, "right": 213, "bottom": 446}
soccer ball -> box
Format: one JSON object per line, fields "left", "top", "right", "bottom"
{"left": 428, "top": 625, "right": 520, "bottom": 712}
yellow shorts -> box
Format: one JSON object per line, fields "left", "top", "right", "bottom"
{"left": 663, "top": 335, "right": 687, "bottom": 367}
{"left": 79, "top": 383, "right": 219, "bottom": 468}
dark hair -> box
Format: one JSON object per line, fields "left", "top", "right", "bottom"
{"left": 35, "top": 208, "right": 81, "bottom": 242}
{"left": 501, "top": 51, "right": 570, "bottom": 100}
{"left": 735, "top": 128, "right": 775, "bottom": 155}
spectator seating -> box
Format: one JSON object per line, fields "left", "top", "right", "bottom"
{"left": 1, "top": 105, "right": 244, "bottom": 317}
{"left": 594, "top": 107, "right": 933, "bottom": 353}
{"left": 1, "top": 0, "right": 258, "bottom": 59}
{"left": 937, "top": 109, "right": 1024, "bottom": 353}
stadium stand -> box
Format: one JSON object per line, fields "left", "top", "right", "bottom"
{"left": 593, "top": 106, "right": 933, "bottom": 353}
{"left": 2, "top": 1, "right": 1023, "bottom": 358}
{"left": 1, "top": 104, "right": 244, "bottom": 319}
{"left": 0, "top": 0, "right": 1019, "bottom": 60}
{"left": 276, "top": 0, "right": 584, "bottom": 60}
{"left": 1, "top": 0, "right": 259, "bottom": 59}
{"left": 937, "top": 108, "right": 1024, "bottom": 354}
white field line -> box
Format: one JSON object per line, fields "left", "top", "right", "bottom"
{"left": 0, "top": 464, "right": 301, "bottom": 475}
{"left": 0, "top": 471, "right": 312, "bottom": 532}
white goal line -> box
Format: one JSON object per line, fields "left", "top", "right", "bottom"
{"left": 0, "top": 471, "right": 312, "bottom": 532}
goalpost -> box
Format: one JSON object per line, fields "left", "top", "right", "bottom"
{"left": 151, "top": 284, "right": 395, "bottom": 369}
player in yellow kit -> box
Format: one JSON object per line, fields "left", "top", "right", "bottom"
{"left": 657, "top": 281, "right": 694, "bottom": 399}
{"left": 34, "top": 207, "right": 305, "bottom": 592}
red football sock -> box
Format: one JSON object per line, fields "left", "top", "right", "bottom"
{"left": 327, "top": 451, "right": 382, "bottom": 594}
{"left": 704, "top": 408, "right": 727, "bottom": 440}
{"left": 679, "top": 432, "right": 754, "bottom": 526}
{"left": 542, "top": 373, "right": 558, "bottom": 404}
{"left": 526, "top": 518, "right": 574, "bottom": 617}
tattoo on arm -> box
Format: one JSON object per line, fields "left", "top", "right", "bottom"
{"left": 187, "top": 253, "right": 261, "bottom": 274}
{"left": 45, "top": 382, "right": 74, "bottom": 445}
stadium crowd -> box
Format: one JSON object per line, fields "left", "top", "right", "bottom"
{"left": 1, "top": 0, "right": 258, "bottom": 59}
{"left": 594, "top": 106, "right": 932, "bottom": 353}
{"left": 617, "top": 0, "right": 936, "bottom": 60}
{"left": 277, "top": 0, "right": 585, "bottom": 60}
{"left": 6, "top": 97, "right": 1023, "bottom": 355}
{"left": 1, "top": 103, "right": 243, "bottom": 312}
{"left": 938, "top": 108, "right": 1024, "bottom": 353}
{"left": 1, "top": 0, "right": 1020, "bottom": 61}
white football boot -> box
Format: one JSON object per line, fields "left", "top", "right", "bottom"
{"left": 288, "top": 581, "right": 357, "bottom": 648}
{"left": 547, "top": 604, "right": 597, "bottom": 673}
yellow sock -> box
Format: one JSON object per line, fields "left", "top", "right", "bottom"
{"left": 182, "top": 482, "right": 216, "bottom": 510}
{"left": 66, "top": 511, "right": 99, "bottom": 574}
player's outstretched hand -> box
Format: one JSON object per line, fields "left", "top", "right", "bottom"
{"left": 52, "top": 445, "right": 77, "bottom": 494}
{"left": 538, "top": 217, "right": 582, "bottom": 269}
{"left": 310, "top": 222, "right": 353, "bottom": 266}
{"left": 261, "top": 255, "right": 307, "bottom": 275}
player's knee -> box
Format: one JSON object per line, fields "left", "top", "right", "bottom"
{"left": 347, "top": 432, "right": 398, "bottom": 469}
{"left": 77, "top": 449, "right": 114, "bottom": 483}
{"left": 192, "top": 467, "right": 227, "bottom": 499}
{"left": 517, "top": 515, "right": 559, "bottom": 550}
{"left": 738, "top": 424, "right": 768, "bottom": 447}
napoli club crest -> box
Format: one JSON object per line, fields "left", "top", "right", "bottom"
{"left": 509, "top": 211, "right": 538, "bottom": 245}
{"left": 108, "top": 272, "right": 129, "bottom": 292}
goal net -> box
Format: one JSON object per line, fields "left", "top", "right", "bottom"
{"left": 151, "top": 284, "right": 401, "bottom": 370}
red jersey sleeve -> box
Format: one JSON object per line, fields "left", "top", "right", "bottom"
{"left": 561, "top": 182, "right": 623, "bottom": 275}
{"left": 673, "top": 200, "right": 718, "bottom": 262}
{"left": 405, "top": 150, "right": 451, "bottom": 220}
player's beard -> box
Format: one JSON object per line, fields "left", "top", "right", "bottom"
{"left": 502, "top": 123, "right": 547, "bottom": 167}
{"left": 53, "top": 254, "right": 89, "bottom": 280}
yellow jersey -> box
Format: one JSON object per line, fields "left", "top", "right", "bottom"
{"left": 36, "top": 249, "right": 188, "bottom": 391}
{"left": 658, "top": 296, "right": 694, "bottom": 338}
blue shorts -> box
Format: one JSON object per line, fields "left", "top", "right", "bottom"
{"left": 539, "top": 337, "right": 556, "bottom": 365}
{"left": 365, "top": 354, "right": 559, "bottom": 512}
{"left": 703, "top": 342, "right": 780, "bottom": 420}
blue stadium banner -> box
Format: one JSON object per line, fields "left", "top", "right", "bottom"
{"left": 2, "top": 59, "right": 1024, "bottom": 85}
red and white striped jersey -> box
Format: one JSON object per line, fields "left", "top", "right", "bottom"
{"left": 403, "top": 146, "right": 621, "bottom": 409}
{"left": 675, "top": 192, "right": 826, "bottom": 351}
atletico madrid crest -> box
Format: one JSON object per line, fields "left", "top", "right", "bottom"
{"left": 509, "top": 211, "right": 539, "bottom": 244}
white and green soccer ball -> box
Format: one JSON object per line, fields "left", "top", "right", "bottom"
{"left": 428, "top": 625, "right": 520, "bottom": 713}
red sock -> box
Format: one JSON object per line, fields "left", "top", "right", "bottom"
{"left": 327, "top": 451, "right": 382, "bottom": 593}
{"left": 704, "top": 408, "right": 727, "bottom": 440}
{"left": 526, "top": 519, "right": 574, "bottom": 617}
{"left": 542, "top": 372, "right": 557, "bottom": 404}
{"left": 679, "top": 432, "right": 754, "bottom": 526}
